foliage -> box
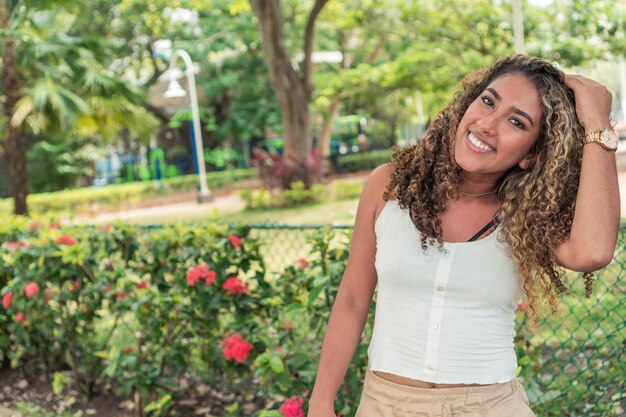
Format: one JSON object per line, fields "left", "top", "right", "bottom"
{"left": 250, "top": 148, "right": 324, "bottom": 191}
{"left": 0, "top": 219, "right": 624, "bottom": 416}
{"left": 239, "top": 178, "right": 364, "bottom": 210}
{"left": 334, "top": 149, "right": 392, "bottom": 174}
{"left": 327, "top": 178, "right": 364, "bottom": 201}
{"left": 0, "top": 218, "right": 268, "bottom": 416}
{"left": 204, "top": 147, "right": 241, "bottom": 170}
{"left": 27, "top": 137, "right": 107, "bottom": 193}
{"left": 0, "top": 168, "right": 256, "bottom": 216}
{"left": 240, "top": 182, "right": 327, "bottom": 210}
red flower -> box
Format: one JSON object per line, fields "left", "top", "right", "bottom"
{"left": 136, "top": 281, "right": 148, "bottom": 290}
{"left": 205, "top": 270, "right": 217, "bottom": 286}
{"left": 102, "top": 224, "right": 112, "bottom": 233}
{"left": 5, "top": 241, "right": 28, "bottom": 252}
{"left": 222, "top": 277, "right": 249, "bottom": 296}
{"left": 49, "top": 223, "right": 60, "bottom": 230}
{"left": 25, "top": 282, "right": 39, "bottom": 298}
{"left": 55, "top": 235, "right": 76, "bottom": 246}
{"left": 279, "top": 396, "right": 305, "bottom": 417}
{"left": 116, "top": 291, "right": 129, "bottom": 300}
{"left": 221, "top": 333, "right": 253, "bottom": 363}
{"left": 227, "top": 235, "right": 242, "bottom": 250}
{"left": 44, "top": 289, "right": 53, "bottom": 304}
{"left": 15, "top": 312, "right": 25, "bottom": 323}
{"left": 295, "top": 258, "right": 310, "bottom": 269}
{"left": 186, "top": 264, "right": 216, "bottom": 286}
{"left": 2, "top": 292, "right": 13, "bottom": 309}
{"left": 70, "top": 280, "right": 81, "bottom": 293}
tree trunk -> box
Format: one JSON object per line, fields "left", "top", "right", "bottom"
{"left": 316, "top": 99, "right": 340, "bottom": 158}
{"left": 250, "top": 0, "right": 328, "bottom": 189}
{"left": 0, "top": 3, "right": 28, "bottom": 215}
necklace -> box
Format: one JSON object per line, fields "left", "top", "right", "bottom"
{"left": 459, "top": 190, "right": 497, "bottom": 197}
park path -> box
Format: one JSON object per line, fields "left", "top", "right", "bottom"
{"left": 72, "top": 193, "right": 245, "bottom": 224}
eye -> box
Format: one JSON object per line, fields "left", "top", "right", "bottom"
{"left": 481, "top": 95, "right": 494, "bottom": 107}
{"left": 509, "top": 117, "right": 526, "bottom": 129}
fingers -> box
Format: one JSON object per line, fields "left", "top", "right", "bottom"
{"left": 563, "top": 74, "right": 613, "bottom": 131}
{"left": 565, "top": 74, "right": 603, "bottom": 90}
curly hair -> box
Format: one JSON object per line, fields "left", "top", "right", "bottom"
{"left": 384, "top": 54, "right": 589, "bottom": 329}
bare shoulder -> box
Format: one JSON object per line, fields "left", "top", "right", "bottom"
{"left": 360, "top": 163, "right": 395, "bottom": 221}
{"left": 363, "top": 163, "right": 394, "bottom": 196}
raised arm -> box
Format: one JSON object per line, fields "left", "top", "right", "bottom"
{"left": 554, "top": 75, "right": 620, "bottom": 271}
{"left": 307, "top": 164, "right": 392, "bottom": 417}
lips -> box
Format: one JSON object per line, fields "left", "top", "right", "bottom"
{"left": 467, "top": 132, "right": 495, "bottom": 152}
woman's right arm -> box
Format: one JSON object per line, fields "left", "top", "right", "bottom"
{"left": 307, "top": 164, "right": 392, "bottom": 416}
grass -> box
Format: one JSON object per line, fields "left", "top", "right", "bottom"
{"left": 222, "top": 198, "right": 359, "bottom": 225}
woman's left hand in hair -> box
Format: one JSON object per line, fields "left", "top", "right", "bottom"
{"left": 564, "top": 74, "right": 613, "bottom": 132}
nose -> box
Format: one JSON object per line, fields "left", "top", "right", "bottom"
{"left": 476, "top": 113, "right": 497, "bottom": 136}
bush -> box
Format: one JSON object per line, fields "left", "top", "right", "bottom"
{"left": 0, "top": 218, "right": 269, "bottom": 416}
{"left": 335, "top": 149, "right": 391, "bottom": 173}
{"left": 328, "top": 178, "right": 365, "bottom": 200}
{"left": 240, "top": 182, "right": 327, "bottom": 210}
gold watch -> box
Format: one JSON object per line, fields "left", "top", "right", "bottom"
{"left": 582, "top": 128, "right": 618, "bottom": 152}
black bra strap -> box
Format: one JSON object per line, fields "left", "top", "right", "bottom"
{"left": 467, "top": 220, "right": 496, "bottom": 242}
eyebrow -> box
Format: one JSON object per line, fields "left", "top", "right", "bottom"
{"left": 485, "top": 87, "right": 535, "bottom": 127}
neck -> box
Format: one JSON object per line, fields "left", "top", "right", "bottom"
{"left": 459, "top": 172, "right": 500, "bottom": 198}
{"left": 459, "top": 189, "right": 497, "bottom": 198}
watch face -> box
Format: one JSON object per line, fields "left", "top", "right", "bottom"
{"left": 602, "top": 130, "right": 619, "bottom": 150}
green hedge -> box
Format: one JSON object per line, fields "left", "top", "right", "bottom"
{"left": 240, "top": 178, "right": 365, "bottom": 210}
{"left": 0, "top": 169, "right": 256, "bottom": 216}
{"left": 335, "top": 149, "right": 391, "bottom": 173}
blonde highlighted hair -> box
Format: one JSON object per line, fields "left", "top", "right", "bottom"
{"left": 384, "top": 54, "right": 590, "bottom": 329}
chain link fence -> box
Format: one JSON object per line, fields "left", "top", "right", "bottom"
{"left": 246, "top": 223, "right": 625, "bottom": 417}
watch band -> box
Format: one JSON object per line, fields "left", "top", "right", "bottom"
{"left": 581, "top": 128, "right": 618, "bottom": 152}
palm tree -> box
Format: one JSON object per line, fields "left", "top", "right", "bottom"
{"left": 1, "top": 1, "right": 157, "bottom": 215}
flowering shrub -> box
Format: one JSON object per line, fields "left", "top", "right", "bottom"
{"left": 279, "top": 396, "right": 305, "bottom": 417}
{"left": 24, "top": 282, "right": 39, "bottom": 298}
{"left": 2, "top": 292, "right": 12, "bottom": 309}
{"left": 186, "top": 264, "right": 216, "bottom": 286}
{"left": 221, "top": 333, "right": 254, "bottom": 363}
{"left": 0, "top": 219, "right": 363, "bottom": 416}
{"left": 228, "top": 234, "right": 242, "bottom": 249}
{"left": 222, "top": 277, "right": 249, "bottom": 296}
{"left": 55, "top": 235, "right": 77, "bottom": 245}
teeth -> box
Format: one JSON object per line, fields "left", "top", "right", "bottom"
{"left": 468, "top": 133, "right": 495, "bottom": 151}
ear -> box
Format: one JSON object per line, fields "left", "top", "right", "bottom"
{"left": 518, "top": 153, "right": 538, "bottom": 170}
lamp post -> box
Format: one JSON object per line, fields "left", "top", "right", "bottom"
{"left": 164, "top": 49, "right": 212, "bottom": 202}
{"left": 512, "top": 0, "right": 525, "bottom": 54}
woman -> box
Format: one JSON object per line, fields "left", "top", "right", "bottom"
{"left": 307, "top": 55, "right": 619, "bottom": 417}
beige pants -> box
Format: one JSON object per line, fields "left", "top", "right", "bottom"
{"left": 355, "top": 369, "right": 537, "bottom": 417}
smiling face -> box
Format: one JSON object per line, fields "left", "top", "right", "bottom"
{"left": 454, "top": 73, "right": 543, "bottom": 185}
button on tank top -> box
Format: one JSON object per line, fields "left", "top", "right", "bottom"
{"left": 368, "top": 199, "right": 523, "bottom": 384}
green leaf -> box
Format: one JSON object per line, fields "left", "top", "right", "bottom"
{"left": 269, "top": 356, "right": 285, "bottom": 374}
{"left": 259, "top": 411, "right": 283, "bottom": 417}
{"left": 52, "top": 371, "right": 69, "bottom": 395}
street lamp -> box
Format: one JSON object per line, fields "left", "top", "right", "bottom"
{"left": 163, "top": 49, "right": 212, "bottom": 202}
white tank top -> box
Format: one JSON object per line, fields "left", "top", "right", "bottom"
{"left": 368, "top": 199, "right": 523, "bottom": 384}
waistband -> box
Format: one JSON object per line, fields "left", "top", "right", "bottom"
{"left": 363, "top": 368, "right": 525, "bottom": 410}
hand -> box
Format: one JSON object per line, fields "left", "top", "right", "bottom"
{"left": 564, "top": 74, "right": 613, "bottom": 132}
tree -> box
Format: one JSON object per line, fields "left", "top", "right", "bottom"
{"left": 0, "top": 1, "right": 157, "bottom": 215}
{"left": 84, "top": 0, "right": 281, "bottom": 169}
{"left": 250, "top": 0, "right": 329, "bottom": 188}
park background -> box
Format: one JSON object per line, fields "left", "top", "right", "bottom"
{"left": 0, "top": 0, "right": 624, "bottom": 416}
